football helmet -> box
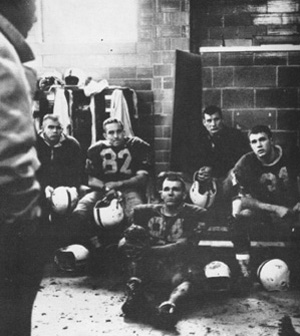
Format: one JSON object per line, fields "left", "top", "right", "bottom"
{"left": 93, "top": 191, "right": 124, "bottom": 229}
{"left": 38, "top": 70, "right": 64, "bottom": 91}
{"left": 54, "top": 244, "right": 90, "bottom": 272}
{"left": 257, "top": 259, "right": 290, "bottom": 292}
{"left": 64, "top": 68, "right": 87, "bottom": 87}
{"left": 204, "top": 261, "right": 231, "bottom": 291}
{"left": 189, "top": 179, "right": 217, "bottom": 209}
{"left": 50, "top": 186, "right": 79, "bottom": 215}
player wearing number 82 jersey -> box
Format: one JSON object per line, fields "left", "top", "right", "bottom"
{"left": 87, "top": 136, "right": 151, "bottom": 184}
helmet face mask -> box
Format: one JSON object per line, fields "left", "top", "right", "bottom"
{"left": 54, "top": 244, "right": 90, "bottom": 272}
{"left": 257, "top": 259, "right": 290, "bottom": 292}
{"left": 93, "top": 191, "right": 124, "bottom": 229}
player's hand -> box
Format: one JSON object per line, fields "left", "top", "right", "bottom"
{"left": 105, "top": 181, "right": 122, "bottom": 191}
{"left": 195, "top": 166, "right": 212, "bottom": 183}
{"left": 293, "top": 203, "right": 300, "bottom": 213}
{"left": 45, "top": 185, "right": 54, "bottom": 200}
{"left": 274, "top": 205, "right": 294, "bottom": 219}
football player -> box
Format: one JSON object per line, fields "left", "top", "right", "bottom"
{"left": 55, "top": 118, "right": 152, "bottom": 271}
{"left": 118, "top": 172, "right": 208, "bottom": 329}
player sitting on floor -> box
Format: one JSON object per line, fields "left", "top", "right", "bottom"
{"left": 118, "top": 172, "right": 208, "bottom": 329}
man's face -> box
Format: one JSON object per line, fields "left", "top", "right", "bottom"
{"left": 249, "top": 132, "right": 272, "bottom": 159}
{"left": 203, "top": 112, "right": 223, "bottom": 135}
{"left": 103, "top": 122, "right": 125, "bottom": 147}
{"left": 43, "top": 120, "right": 62, "bottom": 145}
{"left": 160, "top": 179, "right": 185, "bottom": 208}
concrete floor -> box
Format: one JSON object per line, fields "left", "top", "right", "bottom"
{"left": 32, "top": 262, "right": 300, "bottom": 336}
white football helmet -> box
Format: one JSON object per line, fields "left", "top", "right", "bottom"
{"left": 257, "top": 259, "right": 290, "bottom": 292}
{"left": 50, "top": 186, "right": 79, "bottom": 215}
{"left": 54, "top": 244, "right": 90, "bottom": 272}
{"left": 190, "top": 179, "right": 217, "bottom": 209}
{"left": 204, "top": 261, "right": 231, "bottom": 291}
{"left": 93, "top": 191, "right": 124, "bottom": 229}
{"left": 64, "top": 68, "right": 87, "bottom": 87}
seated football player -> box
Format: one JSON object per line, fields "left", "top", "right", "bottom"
{"left": 54, "top": 117, "right": 152, "bottom": 273}
{"left": 118, "top": 172, "right": 208, "bottom": 329}
{"left": 227, "top": 125, "right": 300, "bottom": 290}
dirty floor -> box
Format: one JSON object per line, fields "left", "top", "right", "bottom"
{"left": 32, "top": 262, "right": 300, "bottom": 336}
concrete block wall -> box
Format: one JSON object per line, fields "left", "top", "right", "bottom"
{"left": 201, "top": 47, "right": 300, "bottom": 147}
{"left": 191, "top": 0, "right": 300, "bottom": 50}
{"left": 30, "top": 0, "right": 190, "bottom": 174}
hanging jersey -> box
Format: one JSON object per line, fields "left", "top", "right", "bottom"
{"left": 86, "top": 136, "right": 151, "bottom": 182}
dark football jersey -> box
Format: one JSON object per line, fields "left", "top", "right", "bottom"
{"left": 234, "top": 145, "right": 300, "bottom": 207}
{"left": 86, "top": 136, "right": 151, "bottom": 182}
{"left": 133, "top": 203, "right": 207, "bottom": 245}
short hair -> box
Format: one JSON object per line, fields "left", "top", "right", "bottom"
{"left": 248, "top": 125, "right": 273, "bottom": 140}
{"left": 157, "top": 171, "right": 186, "bottom": 193}
{"left": 103, "top": 118, "right": 124, "bottom": 132}
{"left": 202, "top": 105, "right": 222, "bottom": 119}
{"left": 42, "top": 114, "right": 62, "bottom": 127}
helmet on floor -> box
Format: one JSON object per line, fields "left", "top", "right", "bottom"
{"left": 54, "top": 244, "right": 90, "bottom": 272}
{"left": 64, "top": 68, "right": 87, "bottom": 87}
{"left": 189, "top": 178, "right": 217, "bottom": 209}
{"left": 50, "top": 186, "right": 79, "bottom": 215}
{"left": 257, "top": 259, "right": 290, "bottom": 292}
{"left": 204, "top": 260, "right": 231, "bottom": 291}
{"left": 93, "top": 191, "right": 124, "bottom": 229}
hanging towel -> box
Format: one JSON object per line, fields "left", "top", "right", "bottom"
{"left": 53, "top": 87, "right": 71, "bottom": 134}
{"left": 110, "top": 89, "right": 134, "bottom": 137}
{"left": 84, "top": 79, "right": 109, "bottom": 145}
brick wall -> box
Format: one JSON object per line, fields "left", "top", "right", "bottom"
{"left": 201, "top": 46, "right": 300, "bottom": 147}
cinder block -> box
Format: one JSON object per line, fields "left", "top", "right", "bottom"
{"left": 200, "top": 53, "right": 219, "bottom": 67}
{"left": 273, "top": 131, "right": 299, "bottom": 148}
{"left": 233, "top": 109, "right": 276, "bottom": 130}
{"left": 155, "top": 138, "right": 171, "bottom": 151}
{"left": 288, "top": 51, "right": 300, "bottom": 65}
{"left": 109, "top": 67, "right": 137, "bottom": 79}
{"left": 170, "top": 38, "right": 189, "bottom": 50}
{"left": 155, "top": 162, "right": 171, "bottom": 174}
{"left": 256, "top": 88, "right": 298, "bottom": 108}
{"left": 153, "top": 64, "right": 172, "bottom": 76}
{"left": 156, "top": 25, "right": 182, "bottom": 38}
{"left": 235, "top": 66, "right": 276, "bottom": 87}
{"left": 213, "top": 67, "right": 234, "bottom": 88}
{"left": 202, "top": 67, "right": 213, "bottom": 88}
{"left": 267, "top": 0, "right": 299, "bottom": 13}
{"left": 278, "top": 66, "right": 300, "bottom": 87}
{"left": 202, "top": 14, "right": 223, "bottom": 27}
{"left": 159, "top": 0, "right": 182, "bottom": 12}
{"left": 254, "top": 52, "right": 287, "bottom": 65}
{"left": 225, "top": 13, "right": 253, "bottom": 26}
{"left": 137, "top": 67, "right": 153, "bottom": 79}
{"left": 202, "top": 89, "right": 221, "bottom": 108}
{"left": 221, "top": 52, "right": 254, "bottom": 66}
{"left": 163, "top": 77, "right": 174, "bottom": 89}
{"left": 153, "top": 38, "right": 172, "bottom": 51}
{"left": 277, "top": 109, "right": 300, "bottom": 130}
{"left": 123, "top": 79, "right": 152, "bottom": 91}
{"left": 223, "top": 89, "right": 254, "bottom": 108}
{"left": 238, "top": 26, "right": 259, "bottom": 39}
{"left": 253, "top": 14, "right": 282, "bottom": 25}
